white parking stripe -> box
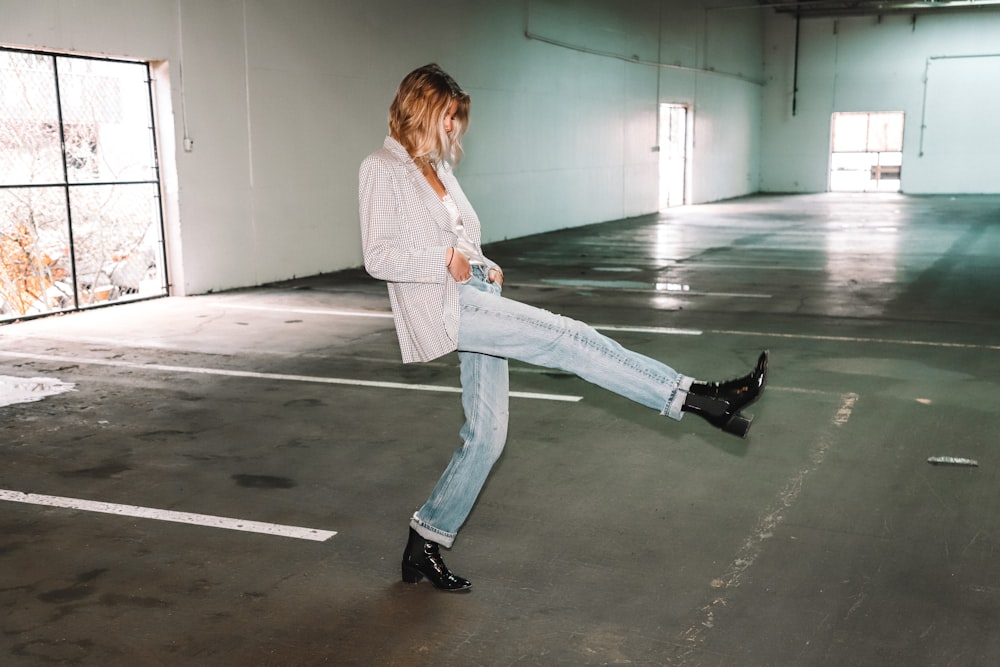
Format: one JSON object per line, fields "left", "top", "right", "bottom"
{"left": 212, "top": 304, "right": 997, "bottom": 351}
{"left": 0, "top": 351, "right": 582, "bottom": 402}
{"left": 0, "top": 489, "right": 336, "bottom": 541}
{"left": 595, "top": 325, "right": 702, "bottom": 335}
{"left": 708, "top": 329, "right": 1000, "bottom": 351}
{"left": 213, "top": 303, "right": 394, "bottom": 318}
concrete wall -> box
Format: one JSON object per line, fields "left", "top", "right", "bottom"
{"left": 0, "top": 0, "right": 764, "bottom": 295}
{"left": 761, "top": 12, "right": 1000, "bottom": 195}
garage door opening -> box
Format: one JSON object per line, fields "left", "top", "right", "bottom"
{"left": 658, "top": 103, "right": 689, "bottom": 209}
{"left": 829, "top": 111, "right": 904, "bottom": 192}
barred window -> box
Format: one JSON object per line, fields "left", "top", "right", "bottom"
{"left": 0, "top": 47, "right": 167, "bottom": 321}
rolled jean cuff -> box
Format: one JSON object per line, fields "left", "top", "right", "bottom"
{"left": 664, "top": 375, "right": 695, "bottom": 420}
{"left": 410, "top": 513, "right": 456, "bottom": 549}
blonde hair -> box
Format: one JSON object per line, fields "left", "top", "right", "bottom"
{"left": 389, "top": 63, "right": 470, "bottom": 166}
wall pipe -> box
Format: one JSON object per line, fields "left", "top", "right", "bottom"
{"left": 792, "top": 13, "right": 801, "bottom": 116}
{"left": 918, "top": 52, "right": 1000, "bottom": 156}
{"left": 523, "top": 0, "right": 766, "bottom": 88}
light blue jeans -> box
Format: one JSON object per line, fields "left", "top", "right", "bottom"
{"left": 411, "top": 267, "right": 694, "bottom": 547}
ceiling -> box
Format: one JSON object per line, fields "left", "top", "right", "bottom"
{"left": 758, "top": 0, "right": 1000, "bottom": 18}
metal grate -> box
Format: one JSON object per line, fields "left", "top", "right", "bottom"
{"left": 0, "top": 47, "right": 167, "bottom": 321}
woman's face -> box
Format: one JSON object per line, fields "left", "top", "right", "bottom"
{"left": 443, "top": 99, "right": 459, "bottom": 135}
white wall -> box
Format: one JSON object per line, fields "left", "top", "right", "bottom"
{"left": 0, "top": 0, "right": 764, "bottom": 294}
{"left": 761, "top": 12, "right": 1000, "bottom": 194}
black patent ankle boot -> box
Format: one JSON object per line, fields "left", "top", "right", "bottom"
{"left": 401, "top": 528, "right": 472, "bottom": 592}
{"left": 682, "top": 351, "right": 769, "bottom": 438}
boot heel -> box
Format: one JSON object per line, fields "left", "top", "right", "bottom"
{"left": 401, "top": 564, "right": 423, "bottom": 584}
{"left": 683, "top": 393, "right": 730, "bottom": 418}
{"left": 723, "top": 412, "right": 753, "bottom": 438}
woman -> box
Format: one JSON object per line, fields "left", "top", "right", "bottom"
{"left": 359, "top": 64, "right": 768, "bottom": 592}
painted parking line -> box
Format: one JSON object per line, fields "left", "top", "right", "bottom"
{"left": 595, "top": 324, "right": 702, "bottom": 336}
{"left": 212, "top": 303, "right": 394, "bottom": 319}
{"left": 217, "top": 304, "right": 998, "bottom": 351}
{"left": 708, "top": 329, "right": 1000, "bottom": 351}
{"left": 520, "top": 279, "right": 773, "bottom": 298}
{"left": 678, "top": 390, "right": 860, "bottom": 653}
{"left": 0, "top": 489, "right": 336, "bottom": 541}
{"left": 211, "top": 303, "right": 705, "bottom": 337}
{"left": 0, "top": 351, "right": 582, "bottom": 403}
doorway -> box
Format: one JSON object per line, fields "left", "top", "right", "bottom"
{"left": 829, "top": 111, "right": 904, "bottom": 192}
{"left": 658, "top": 103, "right": 688, "bottom": 209}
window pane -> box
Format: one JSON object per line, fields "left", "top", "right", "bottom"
{"left": 0, "top": 51, "right": 64, "bottom": 186}
{"left": 69, "top": 183, "right": 165, "bottom": 305}
{"left": 879, "top": 151, "right": 903, "bottom": 167}
{"left": 832, "top": 113, "right": 870, "bottom": 152}
{"left": 0, "top": 187, "right": 73, "bottom": 318}
{"left": 57, "top": 57, "right": 157, "bottom": 184}
{"left": 868, "top": 113, "right": 904, "bottom": 152}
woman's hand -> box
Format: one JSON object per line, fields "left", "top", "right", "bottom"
{"left": 447, "top": 248, "right": 472, "bottom": 282}
{"left": 488, "top": 266, "right": 504, "bottom": 287}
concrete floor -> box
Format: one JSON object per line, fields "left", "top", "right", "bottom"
{"left": 1, "top": 193, "right": 999, "bottom": 666}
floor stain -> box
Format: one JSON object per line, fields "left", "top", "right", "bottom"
{"left": 99, "top": 593, "right": 171, "bottom": 608}
{"left": 282, "top": 398, "right": 325, "bottom": 408}
{"left": 135, "top": 429, "right": 194, "bottom": 442}
{"left": 58, "top": 462, "right": 131, "bottom": 479}
{"left": 231, "top": 474, "right": 296, "bottom": 489}
{"left": 38, "top": 569, "right": 108, "bottom": 604}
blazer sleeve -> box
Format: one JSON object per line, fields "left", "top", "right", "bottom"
{"left": 359, "top": 153, "right": 452, "bottom": 284}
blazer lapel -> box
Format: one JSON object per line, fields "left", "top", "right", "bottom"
{"left": 383, "top": 137, "right": 454, "bottom": 234}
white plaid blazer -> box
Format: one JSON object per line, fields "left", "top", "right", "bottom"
{"left": 359, "top": 136, "right": 499, "bottom": 363}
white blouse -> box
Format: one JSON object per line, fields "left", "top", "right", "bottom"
{"left": 443, "top": 193, "right": 486, "bottom": 266}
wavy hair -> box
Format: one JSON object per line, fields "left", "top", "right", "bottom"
{"left": 389, "top": 63, "right": 470, "bottom": 166}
